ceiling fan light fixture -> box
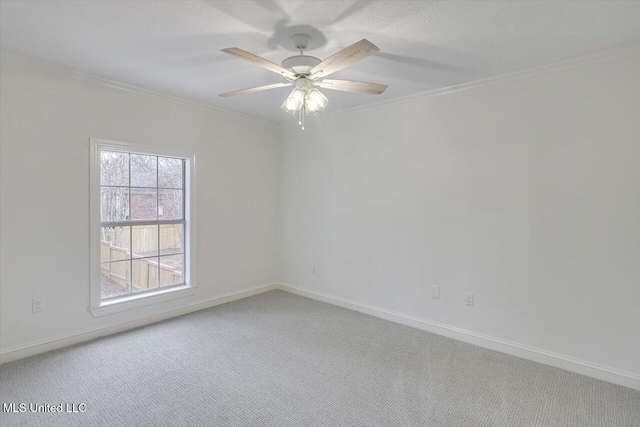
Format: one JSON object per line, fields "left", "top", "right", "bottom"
{"left": 304, "top": 88, "right": 328, "bottom": 116}
{"left": 220, "top": 36, "right": 385, "bottom": 126}
{"left": 281, "top": 87, "right": 305, "bottom": 115}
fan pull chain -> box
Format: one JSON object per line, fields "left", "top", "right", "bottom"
{"left": 299, "top": 108, "right": 302, "bottom": 126}
{"left": 301, "top": 106, "right": 305, "bottom": 130}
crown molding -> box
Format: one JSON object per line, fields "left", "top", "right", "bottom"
{"left": 0, "top": 50, "right": 278, "bottom": 129}
{"left": 2, "top": 43, "right": 639, "bottom": 127}
{"left": 312, "top": 43, "right": 640, "bottom": 122}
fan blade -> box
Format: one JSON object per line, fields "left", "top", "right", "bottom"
{"left": 316, "top": 79, "right": 387, "bottom": 95}
{"left": 309, "top": 39, "right": 380, "bottom": 79}
{"left": 221, "top": 47, "right": 296, "bottom": 79}
{"left": 219, "top": 82, "right": 293, "bottom": 98}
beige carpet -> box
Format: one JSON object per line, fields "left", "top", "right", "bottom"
{"left": 1, "top": 290, "right": 639, "bottom": 426}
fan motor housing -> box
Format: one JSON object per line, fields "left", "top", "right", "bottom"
{"left": 281, "top": 55, "right": 321, "bottom": 75}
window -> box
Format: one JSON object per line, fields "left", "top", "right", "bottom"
{"left": 90, "top": 139, "right": 196, "bottom": 316}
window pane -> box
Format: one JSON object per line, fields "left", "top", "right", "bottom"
{"left": 101, "top": 226, "right": 131, "bottom": 262}
{"left": 130, "top": 154, "right": 157, "bottom": 187}
{"left": 160, "top": 224, "right": 184, "bottom": 255}
{"left": 130, "top": 188, "right": 157, "bottom": 220}
{"left": 100, "top": 150, "right": 128, "bottom": 186}
{"left": 101, "top": 187, "right": 129, "bottom": 222}
{"left": 132, "top": 257, "right": 159, "bottom": 292}
{"left": 101, "top": 260, "right": 131, "bottom": 299}
{"left": 132, "top": 225, "right": 158, "bottom": 259}
{"left": 159, "top": 255, "right": 183, "bottom": 287}
{"left": 98, "top": 149, "right": 188, "bottom": 301}
{"left": 158, "top": 157, "right": 183, "bottom": 189}
{"left": 158, "top": 189, "right": 183, "bottom": 220}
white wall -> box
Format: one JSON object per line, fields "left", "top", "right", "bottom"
{"left": 0, "top": 54, "right": 279, "bottom": 354}
{"left": 2, "top": 50, "right": 639, "bottom": 388}
{"left": 278, "top": 54, "right": 640, "bottom": 381}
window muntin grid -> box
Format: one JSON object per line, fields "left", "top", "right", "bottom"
{"left": 99, "top": 149, "right": 186, "bottom": 300}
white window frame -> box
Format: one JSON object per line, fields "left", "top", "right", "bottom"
{"left": 89, "top": 138, "right": 197, "bottom": 317}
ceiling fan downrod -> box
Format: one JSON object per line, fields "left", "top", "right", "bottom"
{"left": 292, "top": 33, "right": 310, "bottom": 56}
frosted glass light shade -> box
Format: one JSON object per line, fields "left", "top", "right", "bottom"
{"left": 304, "top": 89, "right": 328, "bottom": 115}
{"left": 281, "top": 88, "right": 305, "bottom": 114}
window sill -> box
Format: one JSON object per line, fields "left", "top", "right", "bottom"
{"left": 89, "top": 285, "right": 196, "bottom": 317}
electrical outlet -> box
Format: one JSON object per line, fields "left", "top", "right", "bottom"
{"left": 32, "top": 298, "right": 43, "bottom": 313}
{"left": 464, "top": 292, "right": 474, "bottom": 306}
{"left": 312, "top": 265, "right": 318, "bottom": 274}
{"left": 431, "top": 285, "right": 440, "bottom": 299}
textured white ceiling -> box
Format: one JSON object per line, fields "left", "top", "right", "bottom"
{"left": 1, "top": 1, "right": 639, "bottom": 122}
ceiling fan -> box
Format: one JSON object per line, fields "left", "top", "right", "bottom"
{"left": 219, "top": 34, "right": 387, "bottom": 129}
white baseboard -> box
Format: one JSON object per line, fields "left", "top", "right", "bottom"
{"left": 0, "top": 282, "right": 278, "bottom": 364}
{"left": 276, "top": 283, "right": 640, "bottom": 391}
{"left": 3, "top": 281, "right": 638, "bottom": 391}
